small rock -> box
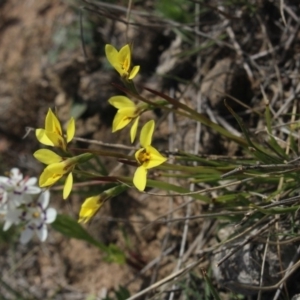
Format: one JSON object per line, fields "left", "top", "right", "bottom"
{"left": 213, "top": 230, "right": 300, "bottom": 296}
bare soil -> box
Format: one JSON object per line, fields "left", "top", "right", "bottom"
{"left": 1, "top": 0, "right": 300, "bottom": 299}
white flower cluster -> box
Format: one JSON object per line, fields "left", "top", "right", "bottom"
{"left": 0, "top": 168, "right": 57, "bottom": 244}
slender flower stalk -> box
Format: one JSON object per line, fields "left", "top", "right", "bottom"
{"left": 36, "top": 108, "right": 75, "bottom": 151}
{"left": 133, "top": 120, "right": 167, "bottom": 191}
{"left": 105, "top": 44, "right": 140, "bottom": 80}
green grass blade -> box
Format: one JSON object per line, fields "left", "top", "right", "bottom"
{"left": 225, "top": 100, "right": 282, "bottom": 163}
{"left": 51, "top": 214, "right": 125, "bottom": 263}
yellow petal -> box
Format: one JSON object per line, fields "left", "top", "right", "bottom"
{"left": 129, "top": 65, "right": 140, "bottom": 80}
{"left": 130, "top": 116, "right": 139, "bottom": 143}
{"left": 135, "top": 148, "right": 144, "bottom": 163}
{"left": 39, "top": 168, "right": 63, "bottom": 187}
{"left": 35, "top": 129, "right": 54, "bottom": 146}
{"left": 46, "top": 160, "right": 73, "bottom": 175}
{"left": 63, "top": 172, "right": 73, "bottom": 199}
{"left": 105, "top": 44, "right": 118, "bottom": 65}
{"left": 105, "top": 44, "right": 123, "bottom": 75}
{"left": 33, "top": 149, "right": 63, "bottom": 165}
{"left": 108, "top": 96, "right": 135, "bottom": 109}
{"left": 78, "top": 195, "right": 102, "bottom": 223}
{"left": 140, "top": 120, "right": 155, "bottom": 147}
{"left": 144, "top": 145, "right": 167, "bottom": 169}
{"left": 46, "top": 108, "right": 62, "bottom": 135}
{"left": 118, "top": 44, "right": 131, "bottom": 72}
{"left": 112, "top": 108, "right": 136, "bottom": 132}
{"left": 45, "top": 131, "right": 66, "bottom": 149}
{"left": 133, "top": 166, "right": 147, "bottom": 191}
{"left": 45, "top": 109, "right": 54, "bottom": 131}
{"left": 66, "top": 117, "right": 75, "bottom": 143}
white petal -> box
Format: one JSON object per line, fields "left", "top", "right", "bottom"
{"left": 11, "top": 194, "right": 24, "bottom": 207}
{"left": 6, "top": 199, "right": 17, "bottom": 211}
{"left": 10, "top": 168, "right": 23, "bottom": 181}
{"left": 25, "top": 186, "right": 41, "bottom": 195}
{"left": 20, "top": 227, "right": 34, "bottom": 244}
{"left": 25, "top": 177, "right": 37, "bottom": 186}
{"left": 36, "top": 224, "right": 48, "bottom": 242}
{"left": 38, "top": 190, "right": 50, "bottom": 209}
{"left": 45, "top": 208, "right": 57, "bottom": 223}
{"left": 0, "top": 190, "right": 8, "bottom": 204}
{"left": 22, "top": 194, "right": 33, "bottom": 204}
{"left": 3, "top": 219, "right": 12, "bottom": 231}
{"left": 0, "top": 176, "right": 9, "bottom": 183}
{"left": 0, "top": 207, "right": 7, "bottom": 215}
{"left": 5, "top": 209, "right": 21, "bottom": 226}
{"left": 0, "top": 181, "right": 12, "bottom": 190}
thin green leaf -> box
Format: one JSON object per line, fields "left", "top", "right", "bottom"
{"left": 52, "top": 214, "right": 106, "bottom": 250}
{"left": 225, "top": 100, "right": 282, "bottom": 164}
{"left": 146, "top": 179, "right": 210, "bottom": 202}
{"left": 52, "top": 214, "right": 125, "bottom": 263}
{"left": 202, "top": 269, "right": 221, "bottom": 300}
{"left": 264, "top": 102, "right": 288, "bottom": 159}
{"left": 144, "top": 86, "right": 249, "bottom": 147}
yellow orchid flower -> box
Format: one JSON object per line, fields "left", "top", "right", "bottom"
{"left": 36, "top": 108, "right": 75, "bottom": 151}
{"left": 34, "top": 150, "right": 92, "bottom": 199}
{"left": 78, "top": 195, "right": 103, "bottom": 224}
{"left": 105, "top": 44, "right": 140, "bottom": 80}
{"left": 133, "top": 120, "right": 167, "bottom": 191}
{"left": 33, "top": 149, "right": 76, "bottom": 199}
{"left": 109, "top": 95, "right": 147, "bottom": 143}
